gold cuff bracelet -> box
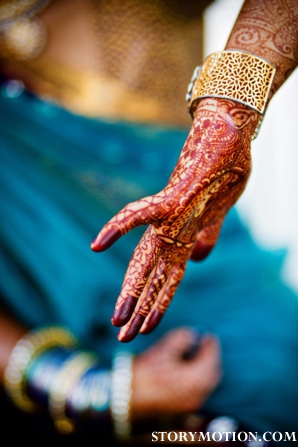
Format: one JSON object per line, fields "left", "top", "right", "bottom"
{"left": 186, "top": 50, "right": 276, "bottom": 117}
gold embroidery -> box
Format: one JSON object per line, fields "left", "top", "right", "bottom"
{"left": 1, "top": 58, "right": 192, "bottom": 125}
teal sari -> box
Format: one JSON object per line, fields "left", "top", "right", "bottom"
{"left": 1, "top": 87, "right": 298, "bottom": 435}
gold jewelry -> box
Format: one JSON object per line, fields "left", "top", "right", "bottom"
{"left": 49, "top": 351, "right": 98, "bottom": 434}
{"left": 110, "top": 351, "right": 134, "bottom": 439}
{"left": 4, "top": 326, "right": 77, "bottom": 413}
{"left": 186, "top": 50, "right": 276, "bottom": 116}
{"left": 0, "top": 0, "right": 50, "bottom": 60}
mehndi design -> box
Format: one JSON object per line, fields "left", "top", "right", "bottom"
{"left": 91, "top": 0, "right": 298, "bottom": 342}
{"left": 91, "top": 98, "right": 259, "bottom": 342}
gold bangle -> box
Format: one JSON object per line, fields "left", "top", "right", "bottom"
{"left": 186, "top": 50, "right": 276, "bottom": 116}
{"left": 4, "top": 326, "right": 78, "bottom": 413}
{"left": 48, "top": 351, "right": 97, "bottom": 434}
{"left": 110, "top": 351, "right": 134, "bottom": 439}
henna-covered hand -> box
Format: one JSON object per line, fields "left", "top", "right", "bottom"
{"left": 91, "top": 98, "right": 259, "bottom": 342}
{"left": 131, "top": 328, "right": 221, "bottom": 419}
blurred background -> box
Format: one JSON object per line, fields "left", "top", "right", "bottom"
{"left": 0, "top": 0, "right": 298, "bottom": 442}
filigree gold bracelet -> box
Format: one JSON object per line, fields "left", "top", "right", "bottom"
{"left": 186, "top": 50, "right": 276, "bottom": 123}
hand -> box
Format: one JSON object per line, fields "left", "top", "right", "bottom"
{"left": 91, "top": 98, "right": 259, "bottom": 342}
{"left": 131, "top": 328, "right": 221, "bottom": 419}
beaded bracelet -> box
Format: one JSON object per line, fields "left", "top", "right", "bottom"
{"left": 26, "top": 346, "right": 112, "bottom": 430}
{"left": 5, "top": 325, "right": 135, "bottom": 438}
{"left": 110, "top": 350, "right": 134, "bottom": 439}
{"left": 48, "top": 350, "right": 98, "bottom": 434}
{"left": 4, "top": 326, "right": 78, "bottom": 412}
{"left": 67, "top": 366, "right": 111, "bottom": 420}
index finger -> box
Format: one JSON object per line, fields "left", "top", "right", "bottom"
{"left": 90, "top": 194, "right": 163, "bottom": 252}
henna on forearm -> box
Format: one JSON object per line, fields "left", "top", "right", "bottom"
{"left": 226, "top": 0, "right": 298, "bottom": 97}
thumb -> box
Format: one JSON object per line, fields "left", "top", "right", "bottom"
{"left": 186, "top": 335, "right": 221, "bottom": 392}
{"left": 156, "top": 327, "right": 202, "bottom": 360}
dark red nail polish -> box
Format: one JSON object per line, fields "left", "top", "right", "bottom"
{"left": 140, "top": 310, "right": 163, "bottom": 334}
{"left": 91, "top": 228, "right": 121, "bottom": 252}
{"left": 118, "top": 314, "right": 145, "bottom": 343}
{"left": 190, "top": 242, "right": 213, "bottom": 261}
{"left": 111, "top": 296, "right": 138, "bottom": 327}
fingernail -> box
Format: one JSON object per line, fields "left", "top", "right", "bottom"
{"left": 181, "top": 326, "right": 210, "bottom": 360}
{"left": 140, "top": 310, "right": 163, "bottom": 334}
{"left": 90, "top": 228, "right": 121, "bottom": 252}
{"left": 111, "top": 296, "right": 138, "bottom": 327}
{"left": 118, "top": 314, "right": 145, "bottom": 343}
{"left": 182, "top": 334, "right": 204, "bottom": 360}
{"left": 190, "top": 242, "right": 213, "bottom": 261}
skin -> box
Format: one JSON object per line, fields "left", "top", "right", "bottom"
{"left": 0, "top": 0, "right": 207, "bottom": 126}
{"left": 0, "top": 312, "right": 221, "bottom": 421}
{"left": 0, "top": 311, "right": 26, "bottom": 383}
{"left": 131, "top": 328, "right": 221, "bottom": 420}
{"left": 91, "top": 0, "right": 298, "bottom": 342}
{"left": 1, "top": 0, "right": 297, "bottom": 425}
{"left": 92, "top": 98, "right": 257, "bottom": 341}
{"left": 0, "top": 0, "right": 220, "bottom": 423}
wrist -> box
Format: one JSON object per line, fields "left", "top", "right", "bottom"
{"left": 193, "top": 98, "right": 260, "bottom": 141}
{"left": 3, "top": 325, "right": 114, "bottom": 434}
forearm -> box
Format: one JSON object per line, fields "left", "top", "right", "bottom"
{"left": 2, "top": 324, "right": 112, "bottom": 433}
{"left": 226, "top": 0, "right": 298, "bottom": 97}
{"left": 0, "top": 311, "right": 26, "bottom": 383}
{"left": 190, "top": 1, "right": 298, "bottom": 142}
